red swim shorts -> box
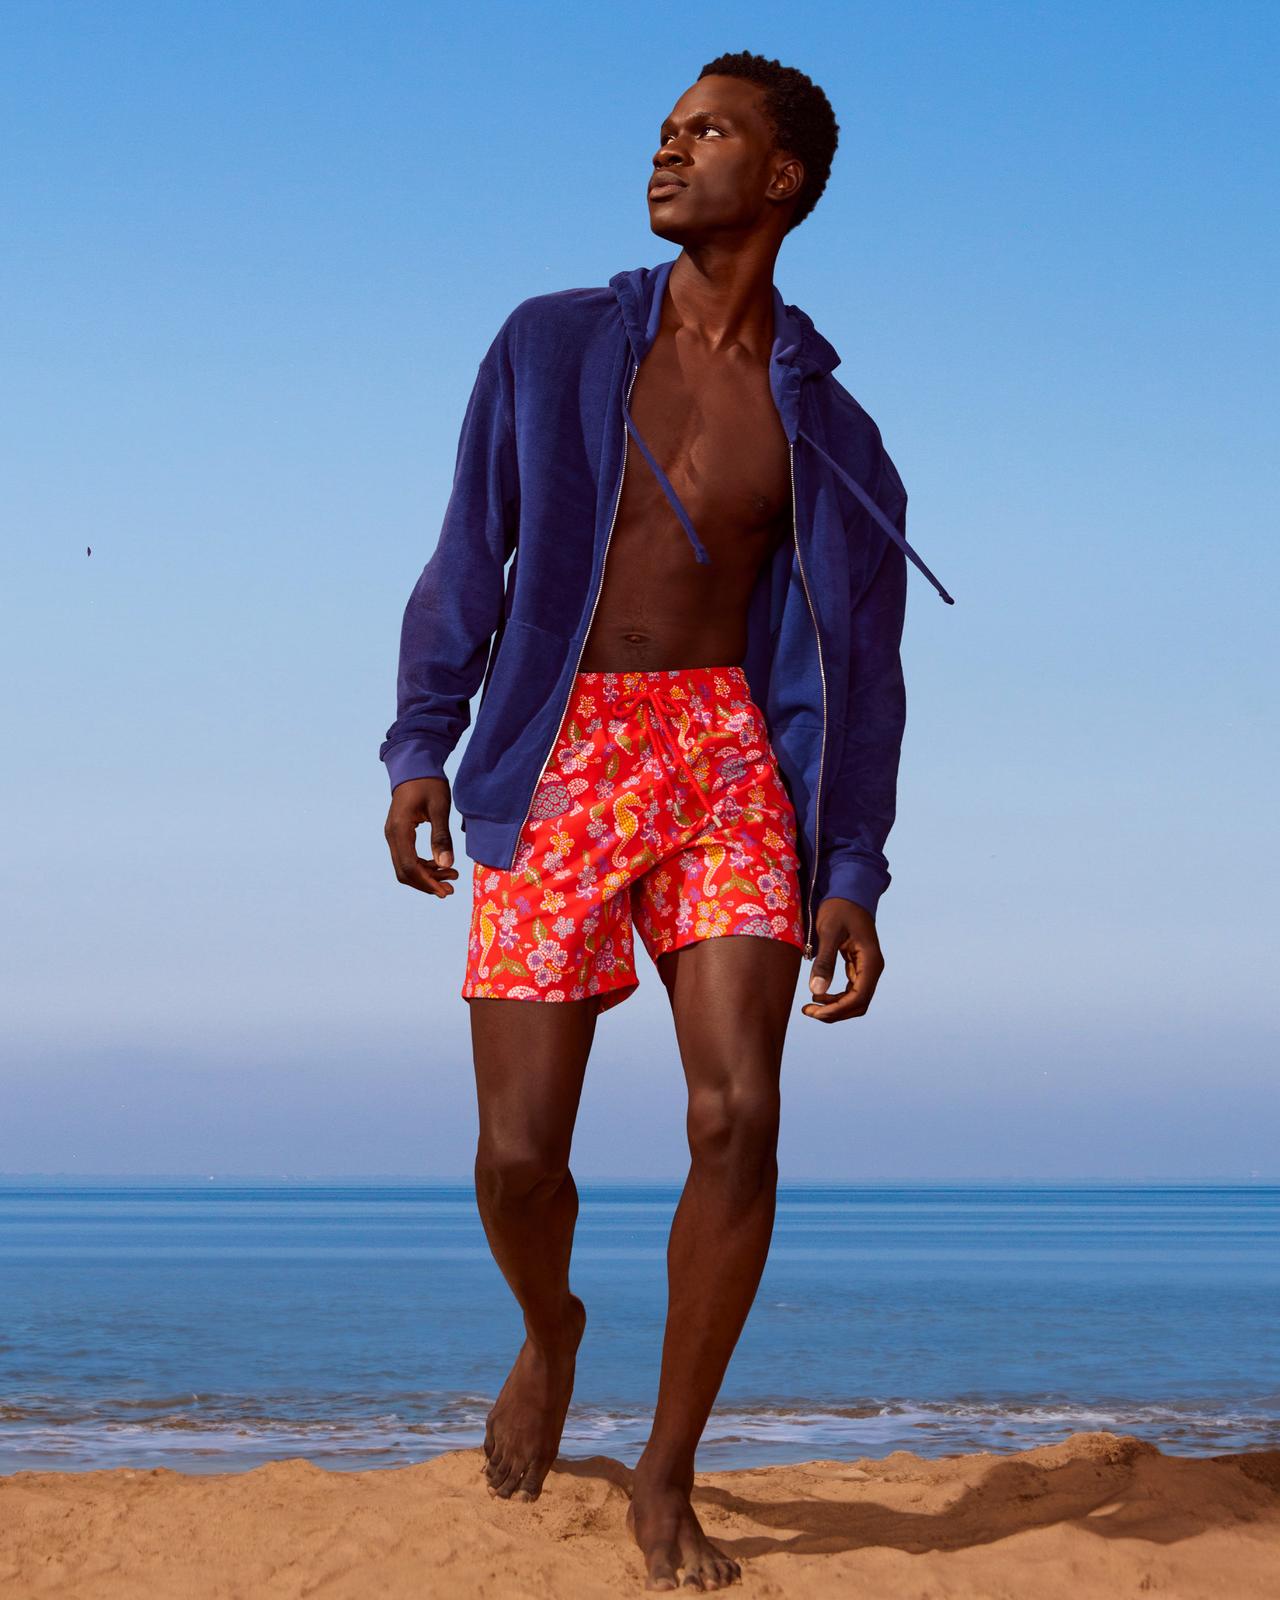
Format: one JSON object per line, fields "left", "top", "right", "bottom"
{"left": 462, "top": 664, "right": 806, "bottom": 1010}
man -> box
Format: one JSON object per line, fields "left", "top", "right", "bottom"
{"left": 382, "top": 50, "right": 953, "bottom": 1593}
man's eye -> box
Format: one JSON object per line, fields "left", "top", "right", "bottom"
{"left": 660, "top": 125, "right": 723, "bottom": 144}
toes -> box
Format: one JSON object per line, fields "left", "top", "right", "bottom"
{"left": 679, "top": 1539, "right": 740, "bottom": 1591}
{"left": 484, "top": 1451, "right": 508, "bottom": 1488}
{"left": 512, "top": 1456, "right": 552, "bottom": 1501}
{"left": 491, "top": 1456, "right": 528, "bottom": 1498}
{"left": 645, "top": 1550, "right": 680, "bottom": 1591}
{"left": 711, "top": 1551, "right": 740, "bottom": 1587}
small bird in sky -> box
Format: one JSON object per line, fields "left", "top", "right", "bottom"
{"left": 87, "top": 546, "right": 92, "bottom": 557}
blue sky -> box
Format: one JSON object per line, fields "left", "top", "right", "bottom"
{"left": 3, "top": 1, "right": 1276, "bottom": 1179}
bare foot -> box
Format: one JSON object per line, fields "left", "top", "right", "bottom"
{"left": 481, "top": 1293, "right": 586, "bottom": 1501}
{"left": 627, "top": 1465, "right": 742, "bottom": 1591}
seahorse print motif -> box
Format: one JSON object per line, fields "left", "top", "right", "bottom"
{"left": 611, "top": 791, "right": 643, "bottom": 870}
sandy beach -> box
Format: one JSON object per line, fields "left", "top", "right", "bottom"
{"left": 3, "top": 1430, "right": 1278, "bottom": 1598}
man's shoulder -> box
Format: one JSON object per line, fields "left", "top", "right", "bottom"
{"left": 818, "top": 373, "right": 907, "bottom": 514}
{"left": 820, "top": 372, "right": 887, "bottom": 452}
{"left": 496, "top": 282, "right": 620, "bottom": 351}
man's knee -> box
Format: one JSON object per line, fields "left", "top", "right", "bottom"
{"left": 475, "top": 1138, "right": 570, "bottom": 1207}
{"left": 686, "top": 1077, "right": 781, "bottom": 1180}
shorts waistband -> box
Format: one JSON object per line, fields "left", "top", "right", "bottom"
{"left": 573, "top": 664, "right": 747, "bottom": 688}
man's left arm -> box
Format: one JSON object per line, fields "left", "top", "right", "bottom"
{"left": 803, "top": 452, "right": 909, "bottom": 1023}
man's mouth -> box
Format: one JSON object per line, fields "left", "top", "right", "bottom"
{"left": 648, "top": 175, "right": 687, "bottom": 199}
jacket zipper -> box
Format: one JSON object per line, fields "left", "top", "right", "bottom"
{"left": 789, "top": 438, "right": 828, "bottom": 959}
{"left": 510, "top": 359, "right": 640, "bottom": 859}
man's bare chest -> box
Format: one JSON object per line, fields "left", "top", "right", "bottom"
{"left": 623, "top": 334, "right": 792, "bottom": 534}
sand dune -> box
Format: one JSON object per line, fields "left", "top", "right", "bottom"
{"left": 3, "top": 1430, "right": 1278, "bottom": 1597}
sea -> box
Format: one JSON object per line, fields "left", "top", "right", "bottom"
{"left": 1, "top": 1181, "right": 1277, "bottom": 1474}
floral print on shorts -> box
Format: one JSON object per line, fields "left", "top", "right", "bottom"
{"left": 462, "top": 664, "right": 806, "bottom": 1010}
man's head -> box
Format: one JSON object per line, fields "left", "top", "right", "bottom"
{"left": 647, "top": 52, "right": 839, "bottom": 243}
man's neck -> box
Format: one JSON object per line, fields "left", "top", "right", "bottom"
{"left": 662, "top": 243, "right": 782, "bottom": 360}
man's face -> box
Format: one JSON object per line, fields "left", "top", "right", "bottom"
{"left": 647, "top": 75, "right": 799, "bottom": 240}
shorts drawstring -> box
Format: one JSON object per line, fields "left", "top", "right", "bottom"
{"left": 617, "top": 684, "right": 718, "bottom": 835}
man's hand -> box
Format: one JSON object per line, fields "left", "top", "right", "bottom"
{"left": 801, "top": 897, "right": 885, "bottom": 1022}
{"left": 384, "top": 777, "right": 461, "bottom": 898}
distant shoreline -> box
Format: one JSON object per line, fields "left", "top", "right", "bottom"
{"left": 4, "top": 1175, "right": 1278, "bottom": 1186}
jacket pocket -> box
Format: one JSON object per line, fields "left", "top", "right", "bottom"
{"left": 766, "top": 716, "right": 824, "bottom": 879}
{"left": 452, "top": 618, "right": 573, "bottom": 822}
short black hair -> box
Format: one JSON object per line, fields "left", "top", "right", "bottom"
{"left": 697, "top": 51, "right": 839, "bottom": 232}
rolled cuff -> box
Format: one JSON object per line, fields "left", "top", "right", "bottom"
{"left": 382, "top": 737, "right": 451, "bottom": 792}
{"left": 813, "top": 855, "right": 891, "bottom": 919}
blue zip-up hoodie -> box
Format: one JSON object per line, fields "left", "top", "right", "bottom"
{"left": 380, "top": 257, "right": 954, "bottom": 954}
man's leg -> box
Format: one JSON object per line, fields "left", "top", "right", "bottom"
{"left": 627, "top": 933, "right": 802, "bottom": 1591}
{"left": 470, "top": 995, "right": 600, "bottom": 1501}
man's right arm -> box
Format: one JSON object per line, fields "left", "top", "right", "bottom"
{"left": 382, "top": 314, "right": 520, "bottom": 897}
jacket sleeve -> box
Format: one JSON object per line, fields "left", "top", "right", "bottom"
{"left": 811, "top": 446, "right": 909, "bottom": 917}
{"left": 379, "top": 318, "right": 520, "bottom": 792}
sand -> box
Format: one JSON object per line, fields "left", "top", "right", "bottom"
{"left": 2, "top": 1431, "right": 1278, "bottom": 1598}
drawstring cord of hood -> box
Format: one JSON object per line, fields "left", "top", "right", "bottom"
{"left": 797, "top": 428, "right": 956, "bottom": 605}
{"left": 620, "top": 391, "right": 712, "bottom": 565}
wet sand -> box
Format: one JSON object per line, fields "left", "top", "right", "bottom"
{"left": 3, "top": 1430, "right": 1278, "bottom": 1597}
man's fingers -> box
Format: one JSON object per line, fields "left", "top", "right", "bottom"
{"left": 808, "top": 930, "right": 841, "bottom": 996}
{"left": 422, "top": 865, "right": 460, "bottom": 898}
{"left": 398, "top": 853, "right": 460, "bottom": 897}
{"left": 853, "top": 943, "right": 885, "bottom": 1010}
{"left": 384, "top": 818, "right": 460, "bottom": 897}
{"left": 803, "top": 948, "right": 853, "bottom": 1017}
{"left": 802, "top": 958, "right": 858, "bottom": 1019}
{"left": 802, "top": 944, "right": 884, "bottom": 1022}
{"left": 428, "top": 805, "right": 455, "bottom": 871}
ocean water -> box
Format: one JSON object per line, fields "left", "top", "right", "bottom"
{"left": 1, "top": 1182, "right": 1277, "bottom": 1474}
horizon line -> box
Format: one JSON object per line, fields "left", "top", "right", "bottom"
{"left": 1, "top": 1173, "right": 1277, "bottom": 1187}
